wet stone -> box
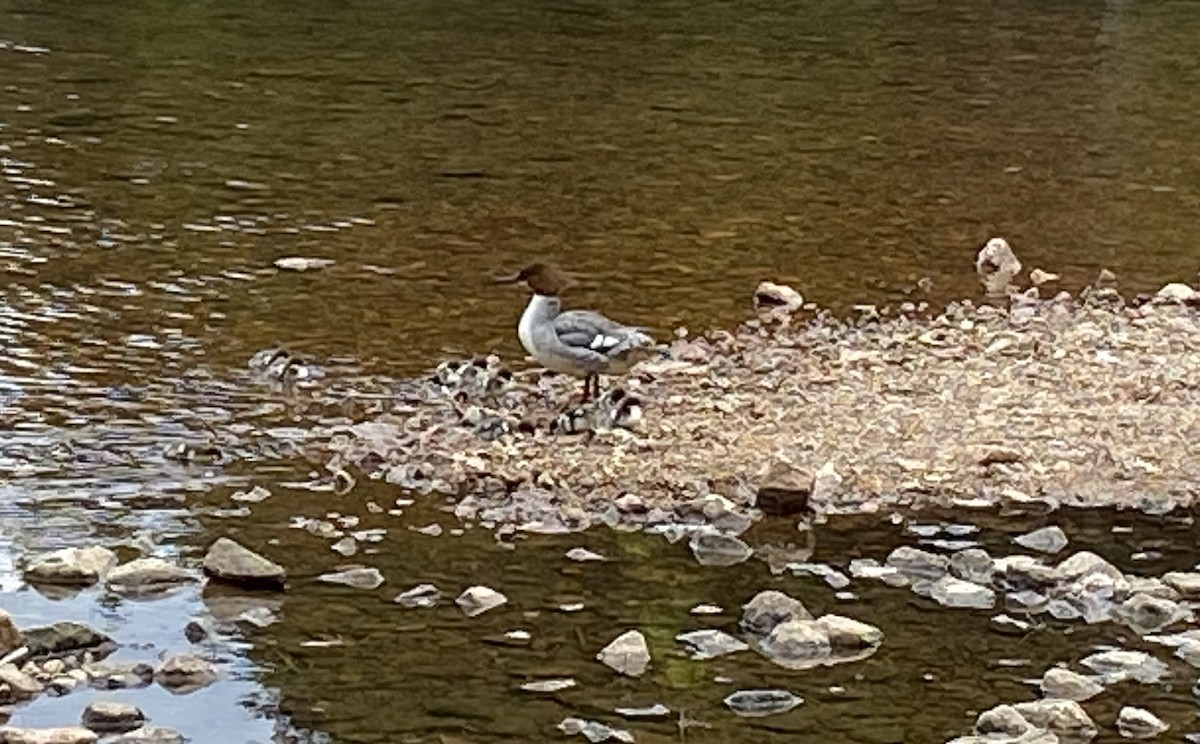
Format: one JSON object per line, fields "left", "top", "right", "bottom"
{"left": 723, "top": 689, "right": 803, "bottom": 717}
{"left": 741, "top": 590, "right": 813, "bottom": 636}
{"left": 1054, "top": 551, "right": 1123, "bottom": 584}
{"left": 849, "top": 559, "right": 908, "bottom": 587}
{"left": 991, "top": 614, "right": 1035, "bottom": 636}
{"left": 111, "top": 728, "right": 185, "bottom": 744}
{"left": 24, "top": 547, "right": 117, "bottom": 587}
{"left": 1014, "top": 526, "right": 1069, "bottom": 555}
{"left": 106, "top": 558, "right": 196, "bottom": 594}
{"left": 950, "top": 548, "right": 996, "bottom": 585}
{"left": 976, "top": 704, "right": 1033, "bottom": 736}
{"left": 556, "top": 718, "right": 633, "bottom": 743}
{"left": 688, "top": 533, "right": 752, "bottom": 567}
{"left": 614, "top": 703, "right": 670, "bottom": 719}
{"left": 565, "top": 548, "right": 605, "bottom": 562}
{"left": 0, "top": 611, "right": 22, "bottom": 656}
{"left": 22, "top": 623, "right": 113, "bottom": 659}
{"left": 929, "top": 576, "right": 996, "bottom": 609}
{"left": 1080, "top": 649, "right": 1168, "bottom": 684}
{"left": 755, "top": 462, "right": 812, "bottom": 517}
{"left": 83, "top": 661, "right": 154, "bottom": 690}
{"left": 317, "top": 566, "right": 385, "bottom": 590}
{"left": 0, "top": 727, "right": 99, "bottom": 744}
{"left": 0, "top": 664, "right": 42, "bottom": 701}
{"left": 1116, "top": 706, "right": 1168, "bottom": 739}
{"left": 759, "top": 619, "right": 831, "bottom": 669}
{"left": 596, "top": 630, "right": 650, "bottom": 677}
{"left": 1012, "top": 699, "right": 1096, "bottom": 740}
{"left": 886, "top": 546, "right": 950, "bottom": 580}
{"left": 81, "top": 701, "right": 145, "bottom": 734}
{"left": 154, "top": 654, "right": 218, "bottom": 694}
{"left": 394, "top": 584, "right": 440, "bottom": 609}
{"left": 675, "top": 629, "right": 749, "bottom": 660}
{"left": 201, "top": 538, "right": 286, "bottom": 589}
{"left": 788, "top": 563, "right": 851, "bottom": 589}
{"left": 1040, "top": 667, "right": 1103, "bottom": 701}
{"left": 1113, "top": 593, "right": 1190, "bottom": 634}
{"left": 455, "top": 586, "right": 507, "bottom": 617}
{"left": 816, "top": 614, "right": 884, "bottom": 648}
{"left": 1162, "top": 572, "right": 1200, "bottom": 599}
{"left": 520, "top": 678, "right": 576, "bottom": 693}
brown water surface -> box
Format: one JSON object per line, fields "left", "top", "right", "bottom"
{"left": 3, "top": 1, "right": 1200, "bottom": 742}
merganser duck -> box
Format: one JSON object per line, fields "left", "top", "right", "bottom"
{"left": 496, "top": 263, "right": 659, "bottom": 402}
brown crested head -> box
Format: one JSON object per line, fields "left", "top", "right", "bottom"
{"left": 495, "top": 262, "right": 573, "bottom": 295}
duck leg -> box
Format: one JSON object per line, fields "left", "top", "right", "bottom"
{"left": 579, "top": 374, "right": 594, "bottom": 403}
{"left": 589, "top": 374, "right": 602, "bottom": 401}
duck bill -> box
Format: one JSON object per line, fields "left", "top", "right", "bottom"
{"left": 492, "top": 271, "right": 524, "bottom": 285}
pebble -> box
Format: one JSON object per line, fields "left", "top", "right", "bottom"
{"left": 596, "top": 630, "right": 650, "bottom": 677}
{"left": 520, "top": 678, "right": 576, "bottom": 693}
{"left": 690, "top": 604, "right": 723, "bottom": 615}
{"left": 394, "top": 584, "right": 440, "bottom": 609}
{"left": 557, "top": 718, "right": 633, "bottom": 743}
{"left": 1117, "top": 706, "right": 1169, "bottom": 739}
{"left": 455, "top": 586, "right": 507, "bottom": 617}
{"left": 565, "top": 548, "right": 605, "bottom": 562}
{"left": 723, "top": 689, "right": 803, "bottom": 717}
{"left": 1013, "top": 526, "right": 1069, "bottom": 554}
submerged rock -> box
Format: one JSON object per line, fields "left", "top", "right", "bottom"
{"left": 1039, "top": 667, "right": 1103, "bottom": 702}
{"left": 723, "top": 689, "right": 803, "bottom": 717}
{"left": 613, "top": 703, "right": 670, "bottom": 719}
{"left": 201, "top": 538, "right": 286, "bottom": 589}
{"left": 596, "top": 630, "right": 650, "bottom": 677}
{"left": 394, "top": 584, "right": 440, "bottom": 609}
{"left": 1014, "top": 527, "right": 1069, "bottom": 554}
{"left": 24, "top": 547, "right": 117, "bottom": 587}
{"left": 565, "top": 548, "right": 606, "bottom": 562}
{"left": 520, "top": 678, "right": 576, "bottom": 693}
{"left": 688, "top": 533, "right": 753, "bottom": 567}
{"left": 455, "top": 586, "right": 507, "bottom": 617}
{"left": 1116, "top": 706, "right": 1169, "bottom": 739}
{"left": 740, "top": 590, "right": 812, "bottom": 635}
{"left": 81, "top": 701, "right": 145, "bottom": 734}
{"left": 317, "top": 566, "right": 384, "bottom": 590}
{"left": 22, "top": 622, "right": 113, "bottom": 658}
{"left": 675, "top": 629, "right": 749, "bottom": 660}
{"left": 556, "top": 717, "right": 633, "bottom": 743}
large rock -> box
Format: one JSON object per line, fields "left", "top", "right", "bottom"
{"left": 23, "top": 547, "right": 116, "bottom": 586}
{"left": 21, "top": 622, "right": 113, "bottom": 658}
{"left": 1113, "top": 593, "right": 1190, "bottom": 634}
{"left": 759, "top": 619, "right": 831, "bottom": 669}
{"left": 596, "top": 630, "right": 650, "bottom": 677}
{"left": 815, "top": 615, "right": 884, "bottom": 648}
{"left": 201, "top": 538, "right": 286, "bottom": 589}
{"left": 106, "top": 559, "right": 197, "bottom": 594}
{"left": 1162, "top": 572, "right": 1200, "bottom": 599}
{"left": 0, "top": 728, "right": 99, "bottom": 744}
{"left": 154, "top": 653, "right": 218, "bottom": 694}
{"left": 81, "top": 701, "right": 145, "bottom": 734}
{"left": 1040, "top": 667, "right": 1103, "bottom": 701}
{"left": 740, "top": 590, "right": 812, "bottom": 636}
{"left": 0, "top": 610, "right": 21, "bottom": 655}
{"left": 755, "top": 462, "right": 812, "bottom": 517}
{"left": 1054, "top": 551, "right": 1123, "bottom": 583}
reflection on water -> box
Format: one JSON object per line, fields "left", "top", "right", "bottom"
{"left": 3, "top": 0, "right": 1200, "bottom": 742}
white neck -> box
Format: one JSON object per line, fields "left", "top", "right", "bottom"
{"left": 517, "top": 294, "right": 560, "bottom": 354}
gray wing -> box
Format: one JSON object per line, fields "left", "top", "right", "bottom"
{"left": 553, "top": 310, "right": 650, "bottom": 355}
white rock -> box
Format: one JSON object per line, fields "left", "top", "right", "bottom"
{"left": 1116, "top": 706, "right": 1168, "bottom": 739}
{"left": 106, "top": 558, "right": 196, "bottom": 593}
{"left": 0, "top": 727, "right": 99, "bottom": 744}
{"left": 24, "top": 547, "right": 117, "bottom": 586}
{"left": 815, "top": 614, "right": 884, "bottom": 648}
{"left": 596, "top": 630, "right": 650, "bottom": 677}
{"left": 455, "top": 586, "right": 507, "bottom": 617}
{"left": 1012, "top": 699, "right": 1097, "bottom": 739}
{"left": 565, "top": 548, "right": 606, "bottom": 562}
{"left": 1040, "top": 667, "right": 1104, "bottom": 701}
{"left": 929, "top": 575, "right": 996, "bottom": 609}
{"left": 274, "top": 256, "right": 334, "bottom": 271}
{"left": 1153, "top": 282, "right": 1199, "bottom": 304}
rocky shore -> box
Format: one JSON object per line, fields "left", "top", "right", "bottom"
{"left": 310, "top": 253, "right": 1200, "bottom": 535}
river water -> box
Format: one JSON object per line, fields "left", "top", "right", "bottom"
{"left": 2, "top": 0, "right": 1200, "bottom": 742}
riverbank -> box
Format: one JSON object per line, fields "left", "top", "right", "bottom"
{"left": 312, "top": 272, "right": 1200, "bottom": 534}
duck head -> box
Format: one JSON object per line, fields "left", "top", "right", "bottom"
{"left": 494, "top": 262, "right": 573, "bottom": 296}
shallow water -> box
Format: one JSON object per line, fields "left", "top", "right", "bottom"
{"left": 3, "top": 0, "right": 1200, "bottom": 741}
